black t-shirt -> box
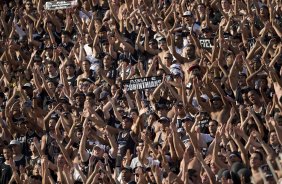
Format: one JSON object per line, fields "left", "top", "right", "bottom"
{"left": 0, "top": 163, "right": 12, "bottom": 184}
{"left": 116, "top": 130, "right": 135, "bottom": 167}
{"left": 59, "top": 42, "right": 74, "bottom": 52}
{"left": 14, "top": 155, "right": 26, "bottom": 168}
{"left": 67, "top": 75, "right": 77, "bottom": 87}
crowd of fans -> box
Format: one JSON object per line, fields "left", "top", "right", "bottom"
{"left": 0, "top": 0, "right": 281, "bottom": 183}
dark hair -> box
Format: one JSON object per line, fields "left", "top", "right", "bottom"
{"left": 2, "top": 145, "right": 11, "bottom": 151}
{"left": 130, "top": 108, "right": 139, "bottom": 115}
{"left": 254, "top": 151, "right": 264, "bottom": 161}
{"left": 209, "top": 120, "right": 219, "bottom": 126}
{"left": 85, "top": 92, "right": 95, "bottom": 99}
{"left": 46, "top": 61, "right": 57, "bottom": 68}
{"left": 61, "top": 30, "right": 71, "bottom": 37}
{"left": 30, "top": 175, "right": 42, "bottom": 181}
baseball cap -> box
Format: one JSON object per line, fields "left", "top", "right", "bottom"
{"left": 182, "top": 115, "right": 194, "bottom": 122}
{"left": 229, "top": 151, "right": 242, "bottom": 159}
{"left": 183, "top": 11, "right": 193, "bottom": 17}
{"left": 176, "top": 101, "right": 184, "bottom": 106}
{"left": 211, "top": 95, "right": 221, "bottom": 101}
{"left": 98, "top": 91, "right": 109, "bottom": 102}
{"left": 122, "top": 166, "right": 133, "bottom": 173}
{"left": 22, "top": 83, "right": 32, "bottom": 89}
{"left": 158, "top": 116, "right": 170, "bottom": 123}
{"left": 93, "top": 144, "right": 105, "bottom": 151}
{"left": 122, "top": 115, "right": 133, "bottom": 122}
{"left": 9, "top": 140, "right": 21, "bottom": 146}
{"left": 188, "top": 64, "right": 200, "bottom": 72}
{"left": 73, "top": 92, "right": 86, "bottom": 98}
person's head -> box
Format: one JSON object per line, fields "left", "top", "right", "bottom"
{"left": 182, "top": 115, "right": 194, "bottom": 131}
{"left": 122, "top": 116, "right": 133, "bottom": 130}
{"left": 221, "top": 0, "right": 231, "bottom": 11}
{"left": 98, "top": 91, "right": 109, "bottom": 105}
{"left": 260, "top": 5, "right": 269, "bottom": 19}
{"left": 175, "top": 33, "right": 183, "bottom": 46}
{"left": 208, "top": 120, "right": 218, "bottom": 136}
{"left": 145, "top": 167, "right": 156, "bottom": 183}
{"left": 238, "top": 72, "right": 247, "bottom": 86}
{"left": 120, "top": 58, "right": 130, "bottom": 68}
{"left": 229, "top": 151, "right": 242, "bottom": 164}
{"left": 29, "top": 141, "right": 37, "bottom": 153}
{"left": 226, "top": 52, "right": 235, "bottom": 68}
{"left": 110, "top": 84, "right": 119, "bottom": 96}
{"left": 85, "top": 92, "right": 95, "bottom": 106}
{"left": 247, "top": 89, "right": 259, "bottom": 105}
{"left": 250, "top": 151, "right": 263, "bottom": 169}
{"left": 46, "top": 80, "right": 56, "bottom": 91}
{"left": 149, "top": 39, "right": 158, "bottom": 50}
{"left": 158, "top": 117, "right": 170, "bottom": 131}
{"left": 136, "top": 141, "right": 144, "bottom": 153}
{"left": 202, "top": 27, "right": 213, "bottom": 38}
{"left": 32, "top": 164, "right": 41, "bottom": 176}
{"left": 156, "top": 18, "right": 164, "bottom": 30}
{"left": 61, "top": 31, "right": 71, "bottom": 44}
{"left": 3, "top": 61, "right": 11, "bottom": 73}
{"left": 210, "top": 161, "right": 219, "bottom": 174}
{"left": 25, "top": 0, "right": 33, "bottom": 11}
{"left": 9, "top": 140, "right": 22, "bottom": 155}
{"left": 57, "top": 153, "right": 66, "bottom": 166}
{"left": 183, "top": 44, "right": 196, "bottom": 59}
{"left": 188, "top": 169, "right": 200, "bottom": 183}
{"left": 103, "top": 54, "right": 113, "bottom": 69}
{"left": 101, "top": 39, "right": 109, "bottom": 51}
{"left": 164, "top": 52, "right": 173, "bottom": 66}
{"left": 65, "top": 63, "right": 76, "bottom": 76}
{"left": 94, "top": 18, "right": 102, "bottom": 31}
{"left": 3, "top": 146, "right": 12, "bottom": 160}
{"left": 74, "top": 92, "right": 86, "bottom": 107}
{"left": 28, "top": 175, "right": 42, "bottom": 184}
{"left": 130, "top": 109, "right": 139, "bottom": 121}
{"left": 183, "top": 11, "right": 194, "bottom": 25}
{"left": 158, "top": 37, "right": 168, "bottom": 50}
{"left": 0, "top": 92, "right": 4, "bottom": 104}
{"left": 22, "top": 83, "right": 33, "bottom": 97}
{"left": 251, "top": 55, "right": 262, "bottom": 71}
{"left": 80, "top": 80, "right": 91, "bottom": 93}
{"left": 121, "top": 167, "right": 133, "bottom": 182}
{"left": 156, "top": 104, "right": 168, "bottom": 117}
{"left": 49, "top": 116, "right": 58, "bottom": 131}
{"left": 210, "top": 95, "right": 223, "bottom": 110}
{"left": 269, "top": 130, "right": 279, "bottom": 146}
{"left": 92, "top": 145, "right": 104, "bottom": 158}
{"left": 46, "top": 61, "right": 57, "bottom": 75}
{"left": 82, "top": 59, "right": 91, "bottom": 72}
{"left": 176, "top": 102, "right": 185, "bottom": 115}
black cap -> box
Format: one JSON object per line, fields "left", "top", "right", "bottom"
{"left": 122, "top": 166, "right": 133, "bottom": 173}
{"left": 122, "top": 115, "right": 133, "bottom": 122}
{"left": 98, "top": 91, "right": 109, "bottom": 102}
{"left": 80, "top": 78, "right": 95, "bottom": 84}
{"left": 73, "top": 92, "right": 86, "bottom": 98}
{"left": 176, "top": 101, "right": 184, "bottom": 106}
{"left": 229, "top": 151, "right": 242, "bottom": 160}
{"left": 182, "top": 115, "right": 194, "bottom": 122}
{"left": 58, "top": 96, "right": 70, "bottom": 104}
{"left": 158, "top": 116, "right": 170, "bottom": 123}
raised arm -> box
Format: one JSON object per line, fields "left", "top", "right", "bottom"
{"left": 79, "top": 118, "right": 90, "bottom": 162}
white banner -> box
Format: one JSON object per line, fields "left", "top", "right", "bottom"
{"left": 44, "top": 0, "right": 78, "bottom": 10}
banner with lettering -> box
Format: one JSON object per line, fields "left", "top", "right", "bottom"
{"left": 121, "top": 76, "right": 162, "bottom": 91}
{"left": 199, "top": 38, "right": 213, "bottom": 49}
{"left": 44, "top": 0, "right": 78, "bottom": 10}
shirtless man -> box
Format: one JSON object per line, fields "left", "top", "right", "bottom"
{"left": 194, "top": 79, "right": 231, "bottom": 124}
